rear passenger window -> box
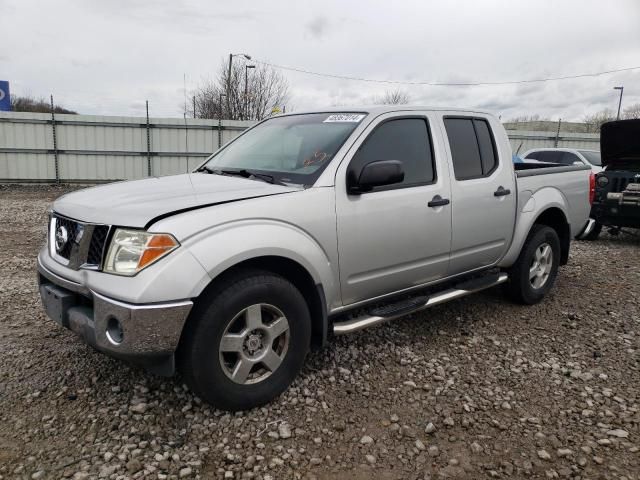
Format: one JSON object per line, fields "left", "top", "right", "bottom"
{"left": 350, "top": 118, "right": 435, "bottom": 188}
{"left": 444, "top": 117, "right": 498, "bottom": 180}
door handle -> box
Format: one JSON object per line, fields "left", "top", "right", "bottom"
{"left": 428, "top": 195, "right": 450, "bottom": 207}
{"left": 494, "top": 186, "right": 511, "bottom": 197}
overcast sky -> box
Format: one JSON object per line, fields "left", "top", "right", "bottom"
{"left": 1, "top": 0, "right": 639, "bottom": 121}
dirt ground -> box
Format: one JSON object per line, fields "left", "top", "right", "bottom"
{"left": 0, "top": 184, "right": 638, "bottom": 480}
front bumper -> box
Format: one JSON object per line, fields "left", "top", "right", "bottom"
{"left": 591, "top": 201, "right": 640, "bottom": 228}
{"left": 37, "top": 257, "right": 193, "bottom": 376}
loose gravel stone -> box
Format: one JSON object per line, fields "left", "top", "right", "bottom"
{"left": 470, "top": 442, "right": 483, "bottom": 454}
{"left": 359, "top": 435, "right": 373, "bottom": 445}
{"left": 607, "top": 429, "right": 629, "bottom": 438}
{"left": 557, "top": 449, "right": 573, "bottom": 458}
{"left": 538, "top": 450, "right": 552, "bottom": 460}
{"left": 278, "top": 423, "right": 292, "bottom": 439}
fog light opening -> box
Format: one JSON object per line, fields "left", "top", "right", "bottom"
{"left": 106, "top": 317, "right": 124, "bottom": 345}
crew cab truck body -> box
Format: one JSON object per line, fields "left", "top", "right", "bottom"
{"left": 37, "top": 106, "right": 592, "bottom": 410}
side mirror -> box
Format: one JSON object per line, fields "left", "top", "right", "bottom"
{"left": 348, "top": 160, "right": 405, "bottom": 194}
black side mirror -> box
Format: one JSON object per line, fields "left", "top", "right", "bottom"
{"left": 348, "top": 160, "right": 405, "bottom": 194}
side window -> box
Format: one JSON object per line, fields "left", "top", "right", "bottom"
{"left": 530, "top": 151, "right": 562, "bottom": 163}
{"left": 561, "top": 152, "right": 581, "bottom": 165}
{"left": 474, "top": 119, "right": 497, "bottom": 174}
{"left": 444, "top": 117, "right": 498, "bottom": 180}
{"left": 350, "top": 118, "right": 435, "bottom": 188}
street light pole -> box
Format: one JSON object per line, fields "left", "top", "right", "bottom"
{"left": 226, "top": 53, "right": 252, "bottom": 120}
{"left": 218, "top": 92, "right": 226, "bottom": 149}
{"left": 245, "top": 65, "right": 255, "bottom": 120}
{"left": 614, "top": 86, "right": 624, "bottom": 120}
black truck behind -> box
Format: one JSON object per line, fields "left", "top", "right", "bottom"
{"left": 584, "top": 119, "right": 640, "bottom": 239}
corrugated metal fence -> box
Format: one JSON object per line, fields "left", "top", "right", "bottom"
{"left": 0, "top": 112, "right": 600, "bottom": 182}
{"left": 0, "top": 112, "right": 253, "bottom": 182}
{"left": 507, "top": 130, "right": 600, "bottom": 155}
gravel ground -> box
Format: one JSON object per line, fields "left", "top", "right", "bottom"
{"left": 0, "top": 184, "right": 638, "bottom": 480}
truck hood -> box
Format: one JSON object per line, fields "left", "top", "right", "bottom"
{"left": 601, "top": 119, "right": 640, "bottom": 169}
{"left": 53, "top": 173, "right": 302, "bottom": 228}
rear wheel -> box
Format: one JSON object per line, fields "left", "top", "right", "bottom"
{"left": 179, "top": 270, "right": 311, "bottom": 411}
{"left": 507, "top": 225, "right": 560, "bottom": 305}
{"left": 581, "top": 221, "right": 602, "bottom": 241}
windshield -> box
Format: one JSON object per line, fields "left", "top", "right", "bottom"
{"left": 200, "top": 112, "right": 366, "bottom": 185}
{"left": 579, "top": 150, "right": 601, "bottom": 166}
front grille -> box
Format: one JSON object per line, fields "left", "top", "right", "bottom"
{"left": 87, "top": 225, "right": 110, "bottom": 266}
{"left": 51, "top": 214, "right": 111, "bottom": 269}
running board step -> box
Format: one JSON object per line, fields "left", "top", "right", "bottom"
{"left": 369, "top": 296, "right": 429, "bottom": 318}
{"left": 332, "top": 272, "right": 508, "bottom": 335}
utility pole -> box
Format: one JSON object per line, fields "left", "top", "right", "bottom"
{"left": 227, "top": 53, "right": 251, "bottom": 120}
{"left": 218, "top": 92, "right": 226, "bottom": 149}
{"left": 614, "top": 86, "right": 624, "bottom": 120}
{"left": 554, "top": 118, "right": 562, "bottom": 147}
{"left": 245, "top": 64, "right": 255, "bottom": 120}
{"left": 227, "top": 54, "right": 233, "bottom": 119}
{"left": 193, "top": 95, "right": 196, "bottom": 118}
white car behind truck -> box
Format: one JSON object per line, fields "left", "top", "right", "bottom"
{"left": 38, "top": 106, "right": 593, "bottom": 410}
{"left": 523, "top": 147, "right": 603, "bottom": 173}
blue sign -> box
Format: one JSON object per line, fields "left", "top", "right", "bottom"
{"left": 0, "top": 81, "right": 10, "bottom": 111}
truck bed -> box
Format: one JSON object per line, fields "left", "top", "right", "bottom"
{"left": 515, "top": 162, "right": 592, "bottom": 238}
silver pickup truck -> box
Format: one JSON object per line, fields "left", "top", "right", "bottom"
{"left": 38, "top": 107, "right": 593, "bottom": 410}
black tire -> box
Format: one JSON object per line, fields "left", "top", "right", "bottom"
{"left": 179, "top": 270, "right": 311, "bottom": 411}
{"left": 506, "top": 225, "right": 561, "bottom": 305}
{"left": 581, "top": 221, "right": 602, "bottom": 241}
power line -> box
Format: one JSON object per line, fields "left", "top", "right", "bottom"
{"left": 253, "top": 60, "right": 640, "bottom": 87}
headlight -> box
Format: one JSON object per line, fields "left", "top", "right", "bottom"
{"left": 104, "top": 229, "right": 179, "bottom": 276}
{"left": 596, "top": 175, "right": 609, "bottom": 188}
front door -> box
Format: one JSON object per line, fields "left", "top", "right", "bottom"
{"left": 335, "top": 113, "right": 452, "bottom": 306}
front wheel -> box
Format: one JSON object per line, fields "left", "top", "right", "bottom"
{"left": 506, "top": 225, "right": 560, "bottom": 305}
{"left": 179, "top": 270, "right": 311, "bottom": 411}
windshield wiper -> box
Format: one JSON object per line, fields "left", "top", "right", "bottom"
{"left": 212, "top": 168, "right": 286, "bottom": 185}
{"left": 198, "top": 166, "right": 289, "bottom": 186}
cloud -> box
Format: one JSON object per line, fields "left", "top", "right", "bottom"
{"left": 1, "top": 0, "right": 639, "bottom": 120}
{"left": 306, "top": 16, "right": 330, "bottom": 39}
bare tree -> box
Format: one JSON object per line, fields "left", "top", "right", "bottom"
{"left": 505, "top": 114, "right": 550, "bottom": 123}
{"left": 194, "top": 60, "right": 289, "bottom": 120}
{"left": 371, "top": 88, "right": 410, "bottom": 105}
{"left": 10, "top": 95, "right": 77, "bottom": 114}
{"left": 622, "top": 103, "right": 640, "bottom": 120}
{"left": 582, "top": 108, "right": 615, "bottom": 133}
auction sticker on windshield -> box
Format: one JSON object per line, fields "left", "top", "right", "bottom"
{"left": 324, "top": 113, "right": 366, "bottom": 123}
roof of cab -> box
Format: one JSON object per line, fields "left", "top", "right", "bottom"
{"left": 278, "top": 105, "right": 496, "bottom": 117}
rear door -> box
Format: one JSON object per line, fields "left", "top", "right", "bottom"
{"left": 442, "top": 115, "right": 517, "bottom": 275}
{"left": 335, "top": 112, "right": 452, "bottom": 306}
